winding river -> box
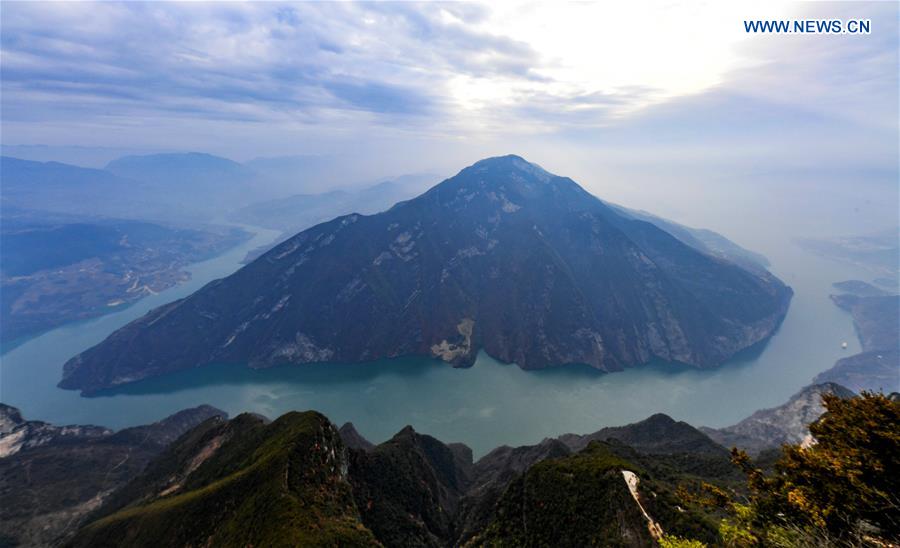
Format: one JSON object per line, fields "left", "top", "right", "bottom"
{"left": 0, "top": 219, "right": 872, "bottom": 457}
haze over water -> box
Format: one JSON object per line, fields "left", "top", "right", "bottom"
{"left": 1, "top": 172, "right": 892, "bottom": 458}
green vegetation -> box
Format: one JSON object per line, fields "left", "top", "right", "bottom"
{"left": 701, "top": 392, "right": 899, "bottom": 547}
{"left": 472, "top": 442, "right": 719, "bottom": 547}
{"left": 68, "top": 412, "right": 378, "bottom": 548}
{"left": 349, "top": 426, "right": 466, "bottom": 547}
{"left": 659, "top": 534, "right": 708, "bottom": 548}
{"left": 57, "top": 394, "right": 897, "bottom": 547}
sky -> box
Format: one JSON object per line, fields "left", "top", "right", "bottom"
{"left": 1, "top": 0, "right": 898, "bottom": 219}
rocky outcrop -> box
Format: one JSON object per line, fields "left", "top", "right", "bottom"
{"left": 701, "top": 383, "right": 855, "bottom": 454}
{"left": 0, "top": 403, "right": 110, "bottom": 458}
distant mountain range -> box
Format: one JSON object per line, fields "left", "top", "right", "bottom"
{"left": 243, "top": 154, "right": 396, "bottom": 194}
{"left": 60, "top": 155, "right": 792, "bottom": 394}
{"left": 228, "top": 175, "right": 437, "bottom": 234}
{"left": 1, "top": 153, "right": 439, "bottom": 225}
{"left": 1, "top": 154, "right": 260, "bottom": 222}
{"left": 105, "top": 152, "right": 252, "bottom": 183}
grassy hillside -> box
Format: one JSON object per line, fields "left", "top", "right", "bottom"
{"left": 68, "top": 412, "right": 378, "bottom": 547}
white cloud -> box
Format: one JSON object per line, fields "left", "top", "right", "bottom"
{"left": 0, "top": 0, "right": 895, "bottom": 169}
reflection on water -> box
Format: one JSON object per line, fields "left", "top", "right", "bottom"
{"left": 94, "top": 357, "right": 443, "bottom": 398}
{"left": 0, "top": 213, "right": 879, "bottom": 457}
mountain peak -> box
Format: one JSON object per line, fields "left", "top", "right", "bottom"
{"left": 339, "top": 421, "right": 375, "bottom": 451}
{"left": 60, "top": 157, "right": 791, "bottom": 395}
{"left": 467, "top": 154, "right": 553, "bottom": 182}
{"left": 471, "top": 153, "right": 527, "bottom": 166}
{"left": 416, "top": 154, "right": 588, "bottom": 217}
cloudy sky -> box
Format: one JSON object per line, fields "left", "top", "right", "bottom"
{"left": 1, "top": 1, "right": 897, "bottom": 190}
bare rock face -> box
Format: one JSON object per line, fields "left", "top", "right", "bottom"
{"left": 701, "top": 382, "right": 856, "bottom": 454}
{"left": 60, "top": 155, "right": 792, "bottom": 394}
{"left": 0, "top": 403, "right": 111, "bottom": 458}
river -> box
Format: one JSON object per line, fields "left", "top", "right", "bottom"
{"left": 0, "top": 210, "right": 879, "bottom": 458}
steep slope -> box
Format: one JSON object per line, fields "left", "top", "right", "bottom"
{"left": 230, "top": 176, "right": 437, "bottom": 264}
{"left": 61, "top": 155, "right": 792, "bottom": 394}
{"left": 11, "top": 408, "right": 752, "bottom": 547}
{"left": 348, "top": 425, "right": 473, "bottom": 547}
{"left": 469, "top": 441, "right": 720, "bottom": 547}
{"left": 229, "top": 176, "right": 435, "bottom": 234}
{"left": 551, "top": 415, "right": 743, "bottom": 506}
{"left": 461, "top": 418, "right": 734, "bottom": 546}
{"left": 701, "top": 383, "right": 856, "bottom": 454}
{"left": 456, "top": 438, "right": 572, "bottom": 545}
{"left": 339, "top": 422, "right": 375, "bottom": 452}
{"left": 608, "top": 204, "right": 770, "bottom": 272}
{"left": 470, "top": 438, "right": 572, "bottom": 490}
{"left": 559, "top": 413, "right": 729, "bottom": 456}
{"left": 68, "top": 411, "right": 378, "bottom": 547}
{"left": 0, "top": 405, "right": 224, "bottom": 547}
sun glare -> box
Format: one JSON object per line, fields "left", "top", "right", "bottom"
{"left": 452, "top": 1, "right": 797, "bottom": 119}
